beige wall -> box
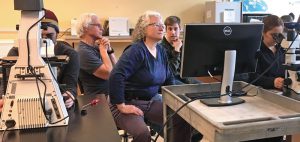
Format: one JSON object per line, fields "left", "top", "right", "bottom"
{"left": 0, "top": 0, "right": 207, "bottom": 39}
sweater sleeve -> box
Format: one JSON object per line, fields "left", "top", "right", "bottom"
{"left": 109, "top": 45, "right": 144, "bottom": 104}
{"left": 252, "top": 52, "right": 275, "bottom": 89}
{"left": 250, "top": 72, "right": 275, "bottom": 89}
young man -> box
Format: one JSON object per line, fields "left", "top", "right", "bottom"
{"left": 76, "top": 13, "right": 117, "bottom": 96}
{"left": 160, "top": 16, "right": 201, "bottom": 85}
{"left": 7, "top": 9, "right": 79, "bottom": 108}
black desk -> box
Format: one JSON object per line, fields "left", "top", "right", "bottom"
{"left": 0, "top": 94, "right": 120, "bottom": 142}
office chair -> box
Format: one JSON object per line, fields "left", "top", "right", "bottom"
{"left": 77, "top": 79, "right": 84, "bottom": 95}
{"left": 118, "top": 128, "right": 131, "bottom": 142}
{"left": 118, "top": 120, "right": 157, "bottom": 142}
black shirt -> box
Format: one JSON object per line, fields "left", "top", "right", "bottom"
{"left": 252, "top": 41, "right": 285, "bottom": 89}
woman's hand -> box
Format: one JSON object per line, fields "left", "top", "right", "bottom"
{"left": 117, "top": 103, "right": 144, "bottom": 116}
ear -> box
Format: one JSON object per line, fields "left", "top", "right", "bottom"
{"left": 83, "top": 27, "right": 88, "bottom": 32}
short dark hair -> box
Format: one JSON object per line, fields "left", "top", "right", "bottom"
{"left": 164, "top": 16, "right": 181, "bottom": 27}
{"left": 289, "top": 12, "right": 295, "bottom": 20}
{"left": 263, "top": 15, "right": 283, "bottom": 33}
{"left": 280, "top": 15, "right": 293, "bottom": 23}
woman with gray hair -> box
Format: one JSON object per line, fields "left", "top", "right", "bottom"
{"left": 109, "top": 11, "right": 191, "bottom": 142}
{"left": 76, "top": 13, "right": 117, "bottom": 95}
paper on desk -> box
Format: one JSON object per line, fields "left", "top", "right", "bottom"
{"left": 109, "top": 17, "right": 129, "bottom": 36}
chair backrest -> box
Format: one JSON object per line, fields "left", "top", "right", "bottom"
{"left": 0, "top": 39, "right": 15, "bottom": 58}
{"left": 77, "top": 79, "right": 84, "bottom": 95}
{"left": 123, "top": 44, "right": 132, "bottom": 53}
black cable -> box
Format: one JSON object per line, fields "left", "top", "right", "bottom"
{"left": 39, "top": 40, "right": 69, "bottom": 124}
{"left": 154, "top": 34, "right": 299, "bottom": 142}
{"left": 241, "top": 33, "right": 299, "bottom": 91}
{"left": 25, "top": 9, "right": 69, "bottom": 125}
{"left": 32, "top": 69, "right": 48, "bottom": 119}
{"left": 25, "top": 8, "right": 53, "bottom": 124}
{"left": 31, "top": 68, "right": 69, "bottom": 125}
{"left": 26, "top": 9, "right": 46, "bottom": 68}
{"left": 44, "top": 40, "right": 66, "bottom": 93}
{"left": 153, "top": 98, "right": 196, "bottom": 142}
{"left": 153, "top": 91, "right": 231, "bottom": 142}
{"left": 1, "top": 127, "right": 8, "bottom": 142}
{"left": 43, "top": 40, "right": 70, "bottom": 124}
{"left": 24, "top": 8, "right": 51, "bottom": 125}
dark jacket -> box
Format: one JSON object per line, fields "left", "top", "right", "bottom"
{"left": 251, "top": 41, "right": 285, "bottom": 89}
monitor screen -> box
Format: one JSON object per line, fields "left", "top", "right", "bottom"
{"left": 181, "top": 23, "right": 263, "bottom": 77}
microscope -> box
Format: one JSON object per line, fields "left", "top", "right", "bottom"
{"left": 283, "top": 21, "right": 300, "bottom": 94}
{"left": 0, "top": 0, "right": 68, "bottom": 130}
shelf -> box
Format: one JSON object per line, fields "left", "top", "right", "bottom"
{"left": 63, "top": 35, "right": 133, "bottom": 43}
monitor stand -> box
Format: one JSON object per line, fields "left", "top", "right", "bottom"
{"left": 201, "top": 50, "right": 245, "bottom": 106}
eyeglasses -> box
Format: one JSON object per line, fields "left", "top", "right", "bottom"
{"left": 148, "top": 23, "right": 165, "bottom": 29}
{"left": 89, "top": 23, "right": 102, "bottom": 29}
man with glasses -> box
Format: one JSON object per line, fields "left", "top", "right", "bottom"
{"left": 6, "top": 9, "right": 79, "bottom": 109}
{"left": 76, "top": 13, "right": 117, "bottom": 96}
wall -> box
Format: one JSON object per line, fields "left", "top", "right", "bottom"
{"left": 0, "top": 0, "right": 207, "bottom": 39}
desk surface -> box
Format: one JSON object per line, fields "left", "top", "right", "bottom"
{"left": 162, "top": 82, "right": 300, "bottom": 142}
{"left": 0, "top": 94, "right": 120, "bottom": 142}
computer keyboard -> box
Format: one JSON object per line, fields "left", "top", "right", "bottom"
{"left": 177, "top": 90, "right": 247, "bottom": 101}
{"left": 185, "top": 91, "right": 221, "bottom": 100}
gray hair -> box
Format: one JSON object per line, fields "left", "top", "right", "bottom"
{"left": 132, "top": 11, "right": 162, "bottom": 42}
{"left": 76, "top": 13, "right": 97, "bottom": 38}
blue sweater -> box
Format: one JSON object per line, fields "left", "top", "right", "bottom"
{"left": 109, "top": 40, "right": 174, "bottom": 104}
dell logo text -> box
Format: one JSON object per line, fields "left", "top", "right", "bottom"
{"left": 223, "top": 26, "right": 232, "bottom": 36}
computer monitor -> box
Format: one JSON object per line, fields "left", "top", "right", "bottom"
{"left": 181, "top": 23, "right": 263, "bottom": 106}
{"left": 181, "top": 23, "right": 263, "bottom": 78}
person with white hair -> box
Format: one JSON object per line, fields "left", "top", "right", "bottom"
{"left": 109, "top": 11, "right": 191, "bottom": 142}
{"left": 76, "top": 13, "right": 117, "bottom": 96}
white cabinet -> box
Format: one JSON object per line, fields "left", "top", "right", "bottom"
{"left": 205, "top": 1, "right": 242, "bottom": 23}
